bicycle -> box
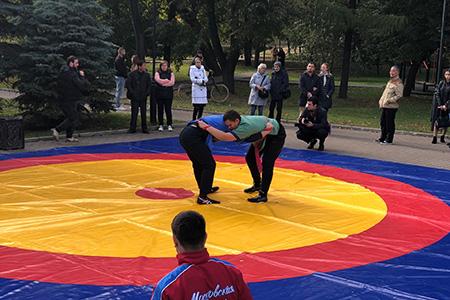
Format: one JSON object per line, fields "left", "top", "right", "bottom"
{"left": 175, "top": 71, "right": 230, "bottom": 104}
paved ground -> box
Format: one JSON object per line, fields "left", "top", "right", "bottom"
{"left": 3, "top": 109, "right": 448, "bottom": 170}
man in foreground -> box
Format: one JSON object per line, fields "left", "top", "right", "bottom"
{"left": 151, "top": 211, "right": 253, "bottom": 300}
{"left": 197, "top": 110, "right": 286, "bottom": 203}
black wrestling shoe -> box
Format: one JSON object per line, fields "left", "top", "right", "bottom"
{"left": 440, "top": 135, "right": 446, "bottom": 143}
{"left": 197, "top": 196, "right": 220, "bottom": 205}
{"left": 307, "top": 139, "right": 317, "bottom": 149}
{"left": 208, "top": 186, "right": 220, "bottom": 194}
{"left": 432, "top": 136, "right": 437, "bottom": 144}
{"left": 317, "top": 143, "right": 325, "bottom": 151}
{"left": 244, "top": 185, "right": 261, "bottom": 194}
{"left": 248, "top": 193, "right": 268, "bottom": 203}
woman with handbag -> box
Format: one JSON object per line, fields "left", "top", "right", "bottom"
{"left": 248, "top": 63, "right": 271, "bottom": 115}
{"left": 268, "top": 61, "right": 290, "bottom": 122}
{"left": 431, "top": 69, "right": 450, "bottom": 144}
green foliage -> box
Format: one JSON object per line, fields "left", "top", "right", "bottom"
{"left": 5, "top": 0, "right": 115, "bottom": 123}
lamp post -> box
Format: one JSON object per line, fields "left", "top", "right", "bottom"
{"left": 437, "top": 0, "right": 447, "bottom": 83}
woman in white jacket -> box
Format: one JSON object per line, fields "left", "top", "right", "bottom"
{"left": 190, "top": 57, "right": 209, "bottom": 120}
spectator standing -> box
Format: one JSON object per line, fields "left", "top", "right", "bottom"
{"left": 126, "top": 60, "right": 152, "bottom": 133}
{"left": 377, "top": 66, "right": 404, "bottom": 145}
{"left": 113, "top": 47, "right": 127, "bottom": 110}
{"left": 299, "top": 63, "right": 320, "bottom": 117}
{"left": 431, "top": 69, "right": 450, "bottom": 144}
{"left": 154, "top": 61, "right": 175, "bottom": 132}
{"left": 151, "top": 211, "right": 253, "bottom": 300}
{"left": 130, "top": 54, "right": 139, "bottom": 72}
{"left": 51, "top": 56, "right": 90, "bottom": 142}
{"left": 268, "top": 61, "right": 289, "bottom": 122}
{"left": 248, "top": 63, "right": 271, "bottom": 116}
{"left": 318, "top": 63, "right": 335, "bottom": 111}
{"left": 296, "top": 97, "right": 330, "bottom": 151}
{"left": 190, "top": 57, "right": 209, "bottom": 120}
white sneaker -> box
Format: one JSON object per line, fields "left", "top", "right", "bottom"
{"left": 158, "top": 125, "right": 164, "bottom": 132}
{"left": 168, "top": 125, "right": 173, "bottom": 132}
{"left": 51, "top": 128, "right": 59, "bottom": 141}
{"left": 66, "top": 137, "right": 79, "bottom": 142}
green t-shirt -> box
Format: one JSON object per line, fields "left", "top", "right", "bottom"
{"left": 231, "top": 116, "right": 280, "bottom": 140}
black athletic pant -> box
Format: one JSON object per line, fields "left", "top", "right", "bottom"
{"left": 130, "top": 98, "right": 147, "bottom": 131}
{"left": 296, "top": 126, "right": 328, "bottom": 145}
{"left": 268, "top": 99, "right": 283, "bottom": 122}
{"left": 245, "top": 124, "right": 286, "bottom": 194}
{"left": 380, "top": 108, "right": 398, "bottom": 143}
{"left": 192, "top": 104, "right": 206, "bottom": 120}
{"left": 56, "top": 101, "right": 80, "bottom": 138}
{"left": 179, "top": 125, "right": 215, "bottom": 197}
{"left": 157, "top": 97, "right": 173, "bottom": 126}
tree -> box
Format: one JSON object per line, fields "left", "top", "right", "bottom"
{"left": 129, "top": 0, "right": 146, "bottom": 60}
{"left": 381, "top": 0, "right": 448, "bottom": 96}
{"left": 6, "top": 0, "right": 114, "bottom": 123}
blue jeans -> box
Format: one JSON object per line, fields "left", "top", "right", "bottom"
{"left": 250, "top": 104, "right": 264, "bottom": 115}
{"left": 114, "top": 76, "right": 126, "bottom": 107}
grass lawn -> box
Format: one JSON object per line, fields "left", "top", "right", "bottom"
{"left": 1, "top": 80, "right": 432, "bottom": 137}
{"left": 173, "top": 81, "right": 432, "bottom": 133}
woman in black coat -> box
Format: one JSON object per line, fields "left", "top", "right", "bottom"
{"left": 268, "top": 61, "right": 289, "bottom": 122}
{"left": 318, "top": 63, "right": 335, "bottom": 111}
{"left": 431, "top": 69, "right": 450, "bottom": 144}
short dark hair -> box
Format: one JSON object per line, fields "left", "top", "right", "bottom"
{"left": 171, "top": 211, "right": 206, "bottom": 249}
{"left": 307, "top": 62, "right": 316, "bottom": 67}
{"left": 223, "top": 110, "right": 241, "bottom": 122}
{"left": 307, "top": 96, "right": 319, "bottom": 106}
{"left": 136, "top": 59, "right": 144, "bottom": 67}
{"left": 67, "top": 55, "right": 78, "bottom": 65}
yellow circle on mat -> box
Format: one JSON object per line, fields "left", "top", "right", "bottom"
{"left": 0, "top": 159, "right": 387, "bottom": 258}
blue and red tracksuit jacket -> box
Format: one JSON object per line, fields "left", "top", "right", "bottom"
{"left": 151, "top": 249, "right": 253, "bottom": 300}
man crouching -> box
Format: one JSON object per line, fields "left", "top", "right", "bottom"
{"left": 295, "top": 96, "right": 330, "bottom": 151}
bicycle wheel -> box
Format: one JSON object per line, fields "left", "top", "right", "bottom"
{"left": 175, "top": 84, "right": 191, "bottom": 101}
{"left": 210, "top": 84, "right": 230, "bottom": 103}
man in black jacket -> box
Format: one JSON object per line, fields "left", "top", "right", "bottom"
{"left": 296, "top": 97, "right": 330, "bottom": 151}
{"left": 268, "top": 61, "right": 289, "bottom": 122}
{"left": 51, "top": 56, "right": 90, "bottom": 142}
{"left": 114, "top": 47, "right": 127, "bottom": 110}
{"left": 126, "top": 60, "right": 152, "bottom": 133}
{"left": 299, "top": 63, "right": 320, "bottom": 117}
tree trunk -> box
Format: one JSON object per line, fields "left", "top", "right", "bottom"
{"left": 338, "top": 29, "right": 353, "bottom": 99}
{"left": 287, "top": 39, "right": 291, "bottom": 55}
{"left": 254, "top": 48, "right": 261, "bottom": 67}
{"left": 163, "top": 1, "right": 176, "bottom": 64}
{"left": 129, "top": 0, "right": 146, "bottom": 60}
{"left": 404, "top": 61, "right": 420, "bottom": 97}
{"left": 244, "top": 40, "right": 252, "bottom": 66}
{"left": 338, "top": 0, "right": 357, "bottom": 99}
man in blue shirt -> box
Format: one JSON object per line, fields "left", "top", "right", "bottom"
{"left": 179, "top": 115, "right": 229, "bottom": 205}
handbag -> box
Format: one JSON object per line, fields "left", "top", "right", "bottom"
{"left": 282, "top": 89, "right": 291, "bottom": 99}
{"left": 257, "top": 75, "right": 269, "bottom": 99}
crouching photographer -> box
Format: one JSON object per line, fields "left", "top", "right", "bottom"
{"left": 295, "top": 97, "right": 330, "bottom": 151}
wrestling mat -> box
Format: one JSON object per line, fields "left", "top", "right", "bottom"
{"left": 0, "top": 137, "right": 449, "bottom": 299}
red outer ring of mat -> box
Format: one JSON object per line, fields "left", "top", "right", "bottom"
{"left": 0, "top": 153, "right": 449, "bottom": 286}
{"left": 135, "top": 188, "right": 194, "bottom": 199}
